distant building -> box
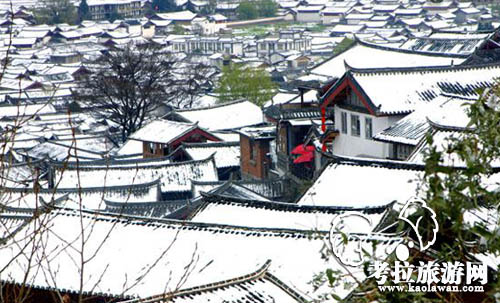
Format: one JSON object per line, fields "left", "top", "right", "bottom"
{"left": 87, "top": 0, "right": 142, "bottom": 21}
{"left": 256, "top": 30, "right": 312, "bottom": 57}
{"left": 169, "top": 36, "right": 245, "bottom": 56}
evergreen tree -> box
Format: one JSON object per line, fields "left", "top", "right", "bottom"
{"left": 237, "top": 1, "right": 258, "bottom": 20}
{"left": 77, "top": 0, "right": 91, "bottom": 22}
{"left": 257, "top": 0, "right": 277, "bottom": 18}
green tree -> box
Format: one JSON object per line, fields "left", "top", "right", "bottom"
{"left": 34, "top": 0, "right": 77, "bottom": 25}
{"left": 172, "top": 24, "right": 186, "bottom": 34}
{"left": 333, "top": 37, "right": 354, "bottom": 55}
{"left": 258, "top": 0, "right": 277, "bottom": 18}
{"left": 237, "top": 1, "right": 258, "bottom": 20}
{"left": 216, "top": 64, "right": 277, "bottom": 107}
{"left": 77, "top": 0, "right": 91, "bottom": 22}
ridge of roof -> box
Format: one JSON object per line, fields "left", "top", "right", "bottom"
{"left": 169, "top": 99, "right": 249, "bottom": 114}
{"left": 427, "top": 116, "right": 473, "bottom": 132}
{"left": 120, "top": 261, "right": 272, "bottom": 303}
{"left": 322, "top": 152, "right": 427, "bottom": 171}
{"left": 346, "top": 61, "right": 500, "bottom": 75}
{"left": 355, "top": 36, "right": 469, "bottom": 58}
{"left": 181, "top": 141, "right": 240, "bottom": 148}
{"left": 119, "top": 260, "right": 309, "bottom": 303}
{"left": 0, "top": 158, "right": 44, "bottom": 168}
{"left": 50, "top": 154, "right": 215, "bottom": 170}
{"left": 54, "top": 206, "right": 334, "bottom": 237}
{"left": 103, "top": 198, "right": 187, "bottom": 209}
{"left": 306, "top": 39, "right": 358, "bottom": 72}
{"left": 58, "top": 154, "right": 173, "bottom": 167}
{"left": 199, "top": 193, "right": 392, "bottom": 214}
{"left": 1, "top": 179, "right": 161, "bottom": 194}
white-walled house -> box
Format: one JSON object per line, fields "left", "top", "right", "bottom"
{"left": 295, "top": 6, "right": 324, "bottom": 22}
{"left": 319, "top": 64, "right": 500, "bottom": 159}
{"left": 331, "top": 99, "right": 403, "bottom": 158}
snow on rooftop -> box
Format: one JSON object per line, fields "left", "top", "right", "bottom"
{"left": 348, "top": 64, "right": 499, "bottom": 115}
{"left": 155, "top": 10, "right": 197, "bottom": 21}
{"left": 171, "top": 101, "right": 264, "bottom": 131}
{"left": 116, "top": 139, "right": 144, "bottom": 155}
{"left": 191, "top": 196, "right": 388, "bottom": 231}
{"left": 129, "top": 120, "right": 198, "bottom": 144}
{"left": 0, "top": 208, "right": 401, "bottom": 300}
{"left": 0, "top": 103, "right": 56, "bottom": 120}
{"left": 1, "top": 181, "right": 160, "bottom": 211}
{"left": 310, "top": 41, "right": 465, "bottom": 79}
{"left": 374, "top": 96, "right": 470, "bottom": 145}
{"left": 299, "top": 161, "right": 423, "bottom": 207}
{"left": 183, "top": 142, "right": 240, "bottom": 168}
{"left": 54, "top": 157, "right": 218, "bottom": 193}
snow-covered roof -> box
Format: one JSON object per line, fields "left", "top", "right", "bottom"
{"left": 52, "top": 156, "right": 218, "bottom": 193}
{"left": 0, "top": 160, "right": 41, "bottom": 187}
{"left": 154, "top": 10, "right": 197, "bottom": 21}
{"left": 119, "top": 260, "right": 306, "bottom": 303}
{"left": 0, "top": 208, "right": 401, "bottom": 300}
{"left": 0, "top": 103, "right": 56, "bottom": 120}
{"left": 298, "top": 157, "right": 425, "bottom": 207}
{"left": 168, "top": 101, "right": 264, "bottom": 131}
{"left": 182, "top": 141, "right": 240, "bottom": 168}
{"left": 23, "top": 141, "right": 105, "bottom": 161}
{"left": 309, "top": 40, "right": 465, "bottom": 80}
{"left": 398, "top": 34, "right": 487, "bottom": 56}
{"left": 325, "top": 64, "right": 499, "bottom": 115}
{"left": 373, "top": 96, "right": 470, "bottom": 145}
{"left": 190, "top": 194, "right": 390, "bottom": 231}
{"left": 1, "top": 179, "right": 161, "bottom": 210}
{"left": 330, "top": 24, "right": 366, "bottom": 34}
{"left": 130, "top": 120, "right": 205, "bottom": 144}
{"left": 296, "top": 5, "right": 324, "bottom": 12}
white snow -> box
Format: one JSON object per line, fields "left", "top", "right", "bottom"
{"left": 0, "top": 209, "right": 401, "bottom": 300}
{"left": 171, "top": 101, "right": 264, "bottom": 131}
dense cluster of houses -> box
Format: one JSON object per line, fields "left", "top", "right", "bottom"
{"left": 0, "top": 0, "right": 499, "bottom": 302}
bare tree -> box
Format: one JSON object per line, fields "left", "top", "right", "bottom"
{"left": 170, "top": 62, "right": 215, "bottom": 108}
{"left": 76, "top": 43, "right": 177, "bottom": 142}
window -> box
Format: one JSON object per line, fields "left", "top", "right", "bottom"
{"left": 365, "top": 117, "right": 372, "bottom": 139}
{"left": 341, "top": 112, "right": 347, "bottom": 134}
{"left": 351, "top": 114, "right": 360, "bottom": 136}
{"left": 396, "top": 144, "right": 413, "bottom": 160}
{"left": 149, "top": 142, "right": 156, "bottom": 154}
{"left": 249, "top": 139, "right": 257, "bottom": 162}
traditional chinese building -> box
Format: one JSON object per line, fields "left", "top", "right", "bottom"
{"left": 129, "top": 120, "right": 221, "bottom": 158}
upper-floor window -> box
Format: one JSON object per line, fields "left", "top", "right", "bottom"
{"left": 365, "top": 117, "right": 372, "bottom": 139}
{"left": 341, "top": 112, "right": 347, "bottom": 134}
{"left": 351, "top": 114, "right": 360, "bottom": 137}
